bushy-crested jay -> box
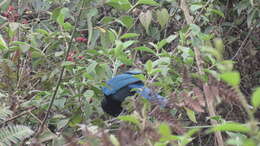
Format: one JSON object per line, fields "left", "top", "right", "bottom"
{"left": 101, "top": 71, "right": 167, "bottom": 116}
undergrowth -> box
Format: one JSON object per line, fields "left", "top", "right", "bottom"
{"left": 0, "top": 0, "right": 259, "bottom": 145}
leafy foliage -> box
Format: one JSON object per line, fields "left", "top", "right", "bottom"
{"left": 0, "top": 125, "right": 34, "bottom": 146}
{"left": 0, "top": 0, "right": 259, "bottom": 145}
{"left": 0, "top": 106, "right": 12, "bottom": 121}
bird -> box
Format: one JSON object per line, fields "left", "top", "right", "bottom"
{"left": 101, "top": 70, "right": 167, "bottom": 116}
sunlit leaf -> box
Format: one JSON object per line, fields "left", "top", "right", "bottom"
{"left": 118, "top": 115, "right": 141, "bottom": 125}
{"left": 220, "top": 71, "right": 240, "bottom": 86}
{"left": 120, "top": 33, "right": 140, "bottom": 39}
{"left": 134, "top": 46, "right": 156, "bottom": 54}
{"left": 137, "top": 0, "right": 159, "bottom": 6}
{"left": 139, "top": 10, "right": 152, "bottom": 34}
{"left": 208, "top": 122, "right": 250, "bottom": 133}
{"left": 106, "top": 0, "right": 132, "bottom": 11}
{"left": 0, "top": 34, "right": 8, "bottom": 50}
{"left": 156, "top": 8, "right": 170, "bottom": 28}
{"left": 251, "top": 87, "right": 260, "bottom": 109}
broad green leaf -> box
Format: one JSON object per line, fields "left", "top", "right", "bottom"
{"left": 220, "top": 71, "right": 240, "bottom": 86}
{"left": 133, "top": 74, "right": 146, "bottom": 81}
{"left": 251, "top": 87, "right": 260, "bottom": 108}
{"left": 208, "top": 122, "right": 250, "bottom": 133}
{"left": 157, "top": 35, "right": 177, "bottom": 50}
{"left": 0, "top": 34, "right": 8, "bottom": 49}
{"left": 190, "top": 24, "right": 201, "bottom": 36}
{"left": 120, "top": 33, "right": 140, "bottom": 39}
{"left": 156, "top": 8, "right": 170, "bottom": 28}
{"left": 110, "top": 135, "right": 120, "bottom": 146}
{"left": 208, "top": 8, "right": 225, "bottom": 18}
{"left": 63, "top": 22, "right": 73, "bottom": 31}
{"left": 185, "top": 107, "right": 197, "bottom": 123}
{"left": 84, "top": 90, "right": 94, "bottom": 98}
{"left": 118, "top": 115, "right": 141, "bottom": 125}
{"left": 137, "top": 0, "right": 159, "bottom": 6}
{"left": 87, "top": 61, "right": 98, "bottom": 73}
{"left": 118, "top": 16, "right": 134, "bottom": 29}
{"left": 52, "top": 7, "right": 62, "bottom": 20}
{"left": 87, "top": 8, "right": 98, "bottom": 47}
{"left": 166, "top": 35, "right": 177, "bottom": 43}
{"left": 57, "top": 119, "right": 69, "bottom": 130}
{"left": 190, "top": 4, "right": 203, "bottom": 12}
{"left": 100, "top": 16, "right": 114, "bottom": 24}
{"left": 159, "top": 123, "right": 171, "bottom": 137}
{"left": 57, "top": 8, "right": 70, "bottom": 26}
{"left": 139, "top": 10, "right": 152, "bottom": 34}
{"left": 122, "top": 40, "right": 137, "bottom": 49}
{"left": 106, "top": 0, "right": 132, "bottom": 11}
{"left": 36, "top": 29, "right": 49, "bottom": 35}
{"left": 101, "top": 31, "right": 112, "bottom": 48}
{"left": 134, "top": 46, "right": 156, "bottom": 54}
{"left": 69, "top": 112, "right": 82, "bottom": 127}
{"left": 145, "top": 60, "right": 153, "bottom": 74}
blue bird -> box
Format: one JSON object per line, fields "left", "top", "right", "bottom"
{"left": 101, "top": 71, "right": 168, "bottom": 116}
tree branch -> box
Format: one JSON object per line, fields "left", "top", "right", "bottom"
{"left": 34, "top": 0, "right": 86, "bottom": 136}
{"left": 180, "top": 1, "right": 224, "bottom": 146}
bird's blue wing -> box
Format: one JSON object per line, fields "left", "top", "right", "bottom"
{"left": 102, "top": 71, "right": 142, "bottom": 96}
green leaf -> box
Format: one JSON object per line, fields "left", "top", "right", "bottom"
{"left": 120, "top": 33, "right": 140, "bottom": 39}
{"left": 137, "top": 0, "right": 160, "bottom": 6}
{"left": 56, "top": 8, "right": 70, "bottom": 26}
{"left": 145, "top": 60, "right": 153, "bottom": 74}
{"left": 209, "top": 8, "right": 225, "bottom": 18}
{"left": 184, "top": 107, "right": 197, "bottom": 123}
{"left": 134, "top": 46, "right": 156, "bottom": 54}
{"left": 106, "top": 0, "right": 132, "bottom": 11}
{"left": 36, "top": 29, "right": 49, "bottom": 36}
{"left": 190, "top": 4, "right": 203, "bottom": 12}
{"left": 110, "top": 135, "right": 120, "bottom": 146}
{"left": 207, "top": 122, "right": 250, "bottom": 133}
{"left": 0, "top": 106, "right": 13, "bottom": 121}
{"left": 87, "top": 61, "right": 98, "bottom": 73}
{"left": 100, "top": 16, "right": 114, "bottom": 24}
{"left": 156, "top": 8, "right": 170, "bottom": 28}
{"left": 190, "top": 24, "right": 201, "bottom": 36}
{"left": 0, "top": 34, "right": 8, "bottom": 50}
{"left": 159, "top": 123, "right": 171, "bottom": 137}
{"left": 118, "top": 115, "right": 141, "bottom": 125}
{"left": 133, "top": 74, "right": 146, "bottom": 81}
{"left": 220, "top": 71, "right": 240, "bottom": 86}
{"left": 84, "top": 90, "right": 95, "bottom": 98}
{"left": 139, "top": 10, "right": 152, "bottom": 34}
{"left": 118, "top": 16, "right": 134, "bottom": 29}
{"left": 251, "top": 87, "right": 260, "bottom": 109}
{"left": 69, "top": 112, "right": 82, "bottom": 127}
{"left": 0, "top": 125, "right": 34, "bottom": 146}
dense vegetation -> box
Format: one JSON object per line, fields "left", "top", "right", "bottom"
{"left": 0, "top": 0, "right": 259, "bottom": 145}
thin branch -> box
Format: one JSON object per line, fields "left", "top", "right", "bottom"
{"left": 0, "top": 107, "right": 37, "bottom": 126}
{"left": 231, "top": 27, "right": 254, "bottom": 60}
{"left": 34, "top": 0, "right": 86, "bottom": 136}
{"left": 180, "top": 1, "right": 224, "bottom": 146}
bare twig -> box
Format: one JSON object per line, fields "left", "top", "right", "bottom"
{"left": 0, "top": 107, "right": 37, "bottom": 126}
{"left": 180, "top": 1, "right": 224, "bottom": 146}
{"left": 231, "top": 27, "right": 254, "bottom": 60}
{"left": 34, "top": 0, "right": 86, "bottom": 136}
